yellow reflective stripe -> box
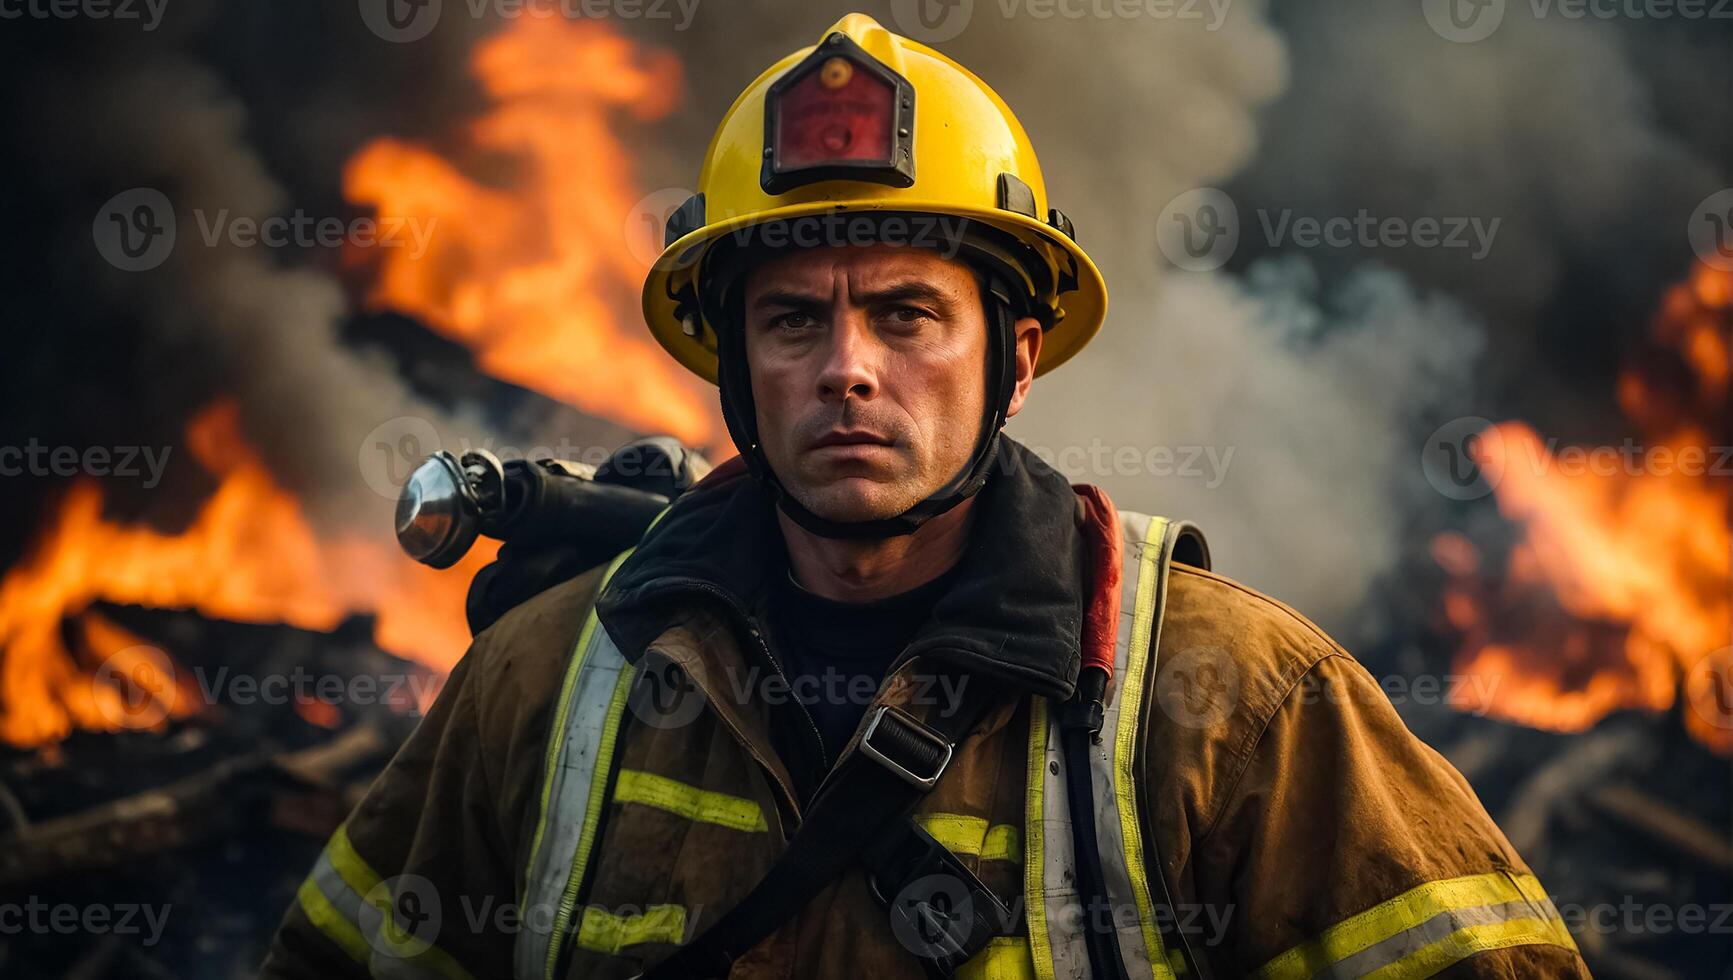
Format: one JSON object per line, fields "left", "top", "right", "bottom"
{"left": 521, "top": 550, "right": 634, "bottom": 911}
{"left": 1022, "top": 696, "right": 1055, "bottom": 980}
{"left": 296, "top": 874, "right": 371, "bottom": 965}
{"left": 957, "top": 936, "right": 1038, "bottom": 980}
{"left": 917, "top": 813, "right": 1023, "bottom": 862}
{"left": 982, "top": 824, "right": 1022, "bottom": 862}
{"left": 327, "top": 824, "right": 383, "bottom": 896}
{"left": 574, "top": 904, "right": 689, "bottom": 955}
{"left": 547, "top": 656, "right": 639, "bottom": 979}
{"left": 1255, "top": 872, "right": 1571, "bottom": 980}
{"left": 309, "top": 827, "right": 475, "bottom": 980}
{"left": 613, "top": 769, "right": 767, "bottom": 832}
{"left": 1116, "top": 516, "right": 1175, "bottom": 980}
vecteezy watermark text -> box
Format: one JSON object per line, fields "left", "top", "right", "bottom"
{"left": 1421, "top": 417, "right": 1733, "bottom": 500}
{"left": 358, "top": 0, "right": 701, "bottom": 43}
{"left": 0, "top": 898, "right": 171, "bottom": 945}
{"left": 1425, "top": 0, "right": 1733, "bottom": 44}
{"left": 0, "top": 441, "right": 173, "bottom": 488}
{"left": 889, "top": 0, "right": 1233, "bottom": 44}
{"left": 1023, "top": 439, "right": 1235, "bottom": 487}
{"left": 93, "top": 188, "right": 436, "bottom": 272}
{"left": 192, "top": 209, "right": 436, "bottom": 258}
{"left": 1157, "top": 188, "right": 1501, "bottom": 272}
{"left": 0, "top": 0, "right": 166, "bottom": 29}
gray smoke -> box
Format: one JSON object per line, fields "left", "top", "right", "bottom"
{"left": 19, "top": 52, "right": 476, "bottom": 534}
{"left": 1011, "top": 259, "right": 1485, "bottom": 634}
{"left": 1236, "top": 2, "right": 1727, "bottom": 336}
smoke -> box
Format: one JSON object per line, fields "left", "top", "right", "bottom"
{"left": 1234, "top": 2, "right": 1728, "bottom": 357}
{"left": 12, "top": 50, "right": 494, "bottom": 534}
{"left": 1011, "top": 259, "right": 1485, "bottom": 634}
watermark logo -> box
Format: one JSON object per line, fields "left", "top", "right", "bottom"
{"left": 1156, "top": 187, "right": 1239, "bottom": 272}
{"left": 890, "top": 0, "right": 975, "bottom": 42}
{"left": 360, "top": 416, "right": 445, "bottom": 499}
{"left": 1689, "top": 188, "right": 1733, "bottom": 272}
{"left": 888, "top": 874, "right": 978, "bottom": 959}
{"left": 360, "top": 0, "right": 442, "bottom": 42}
{"left": 624, "top": 187, "right": 698, "bottom": 268}
{"left": 362, "top": 874, "right": 443, "bottom": 959}
{"left": 627, "top": 657, "right": 710, "bottom": 730}
{"left": 1421, "top": 416, "right": 1505, "bottom": 500}
{"left": 90, "top": 645, "right": 179, "bottom": 731}
{"left": 93, "top": 188, "right": 176, "bottom": 272}
{"left": 1423, "top": 0, "right": 1506, "bottom": 41}
{"left": 1154, "top": 646, "right": 1240, "bottom": 729}
{"left": 1685, "top": 647, "right": 1733, "bottom": 733}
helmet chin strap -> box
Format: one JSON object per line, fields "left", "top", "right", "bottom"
{"left": 716, "top": 273, "right": 1022, "bottom": 541}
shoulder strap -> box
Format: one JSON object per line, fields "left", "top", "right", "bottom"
{"left": 1025, "top": 511, "right": 1211, "bottom": 980}
{"left": 1141, "top": 517, "right": 1212, "bottom": 980}
{"left": 640, "top": 675, "right": 1002, "bottom": 979}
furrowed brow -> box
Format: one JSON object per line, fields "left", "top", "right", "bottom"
{"left": 748, "top": 289, "right": 828, "bottom": 314}
{"left": 851, "top": 281, "right": 953, "bottom": 309}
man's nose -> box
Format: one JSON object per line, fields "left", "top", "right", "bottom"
{"left": 813, "top": 309, "right": 878, "bottom": 403}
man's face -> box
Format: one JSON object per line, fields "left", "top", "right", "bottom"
{"left": 741, "top": 244, "right": 993, "bottom": 523}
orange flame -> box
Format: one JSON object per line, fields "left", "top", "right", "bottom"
{"left": 0, "top": 401, "right": 492, "bottom": 747}
{"left": 1437, "top": 264, "right": 1733, "bottom": 751}
{"left": 343, "top": 16, "right": 717, "bottom": 446}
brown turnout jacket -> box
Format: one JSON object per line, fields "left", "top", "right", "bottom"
{"left": 262, "top": 440, "right": 1588, "bottom": 979}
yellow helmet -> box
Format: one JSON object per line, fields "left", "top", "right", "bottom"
{"left": 641, "top": 12, "right": 1107, "bottom": 385}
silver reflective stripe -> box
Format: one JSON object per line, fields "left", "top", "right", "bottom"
{"left": 1030, "top": 691, "right": 1091, "bottom": 980}
{"left": 310, "top": 849, "right": 362, "bottom": 921}
{"left": 514, "top": 610, "right": 632, "bottom": 979}
{"left": 1094, "top": 512, "right": 1169, "bottom": 976}
{"left": 1322, "top": 900, "right": 1565, "bottom": 980}
{"left": 305, "top": 851, "right": 452, "bottom": 980}
{"left": 1028, "top": 511, "right": 1177, "bottom": 980}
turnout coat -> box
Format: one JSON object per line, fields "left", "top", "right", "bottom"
{"left": 263, "top": 440, "right": 1588, "bottom": 979}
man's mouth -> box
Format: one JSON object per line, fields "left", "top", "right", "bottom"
{"left": 807, "top": 429, "right": 895, "bottom": 451}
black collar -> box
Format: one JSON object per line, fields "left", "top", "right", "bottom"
{"left": 596, "top": 438, "right": 1087, "bottom": 700}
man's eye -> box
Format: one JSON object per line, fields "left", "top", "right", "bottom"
{"left": 887, "top": 306, "right": 930, "bottom": 325}
{"left": 772, "top": 313, "right": 816, "bottom": 331}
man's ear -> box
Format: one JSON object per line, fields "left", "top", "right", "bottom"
{"left": 1005, "top": 316, "right": 1043, "bottom": 419}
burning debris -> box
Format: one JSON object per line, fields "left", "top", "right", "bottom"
{"left": 1435, "top": 264, "right": 1733, "bottom": 753}
{"left": 0, "top": 402, "right": 489, "bottom": 748}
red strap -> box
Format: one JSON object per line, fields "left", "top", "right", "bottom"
{"left": 1071, "top": 484, "right": 1121, "bottom": 678}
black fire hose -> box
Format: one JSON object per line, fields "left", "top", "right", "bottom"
{"left": 394, "top": 436, "right": 710, "bottom": 633}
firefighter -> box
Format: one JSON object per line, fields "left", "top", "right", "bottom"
{"left": 263, "top": 13, "right": 1590, "bottom": 979}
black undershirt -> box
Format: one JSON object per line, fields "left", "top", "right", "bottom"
{"left": 766, "top": 564, "right": 956, "bottom": 776}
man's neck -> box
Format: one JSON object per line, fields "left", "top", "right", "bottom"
{"left": 778, "top": 498, "right": 976, "bottom": 603}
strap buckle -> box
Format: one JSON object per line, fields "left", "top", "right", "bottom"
{"left": 858, "top": 704, "right": 954, "bottom": 790}
{"left": 865, "top": 819, "right": 1013, "bottom": 975}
